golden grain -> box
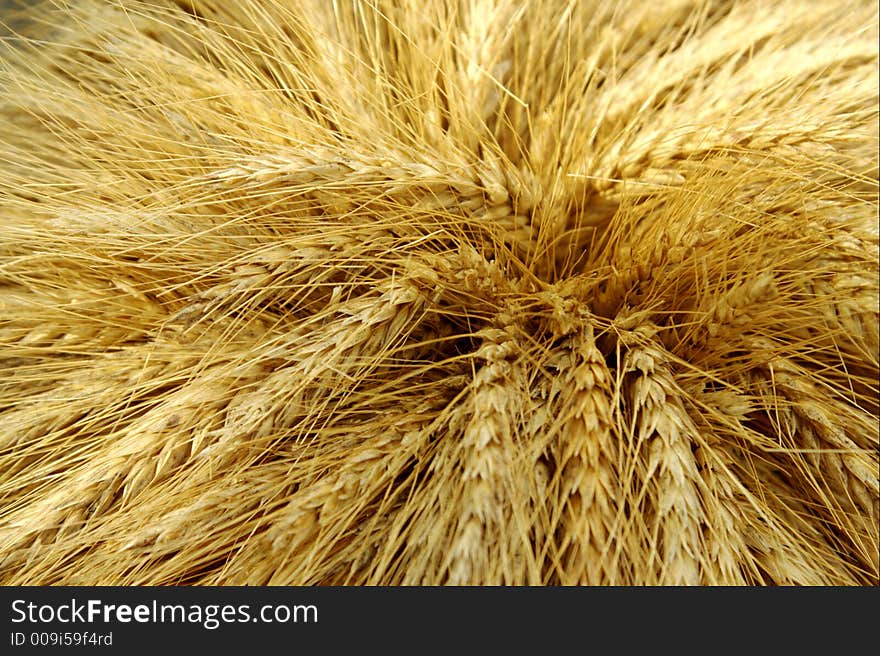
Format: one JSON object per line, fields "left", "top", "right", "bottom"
{"left": 0, "top": 0, "right": 876, "bottom": 585}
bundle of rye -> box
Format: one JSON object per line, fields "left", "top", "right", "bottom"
{"left": 0, "top": 0, "right": 877, "bottom": 585}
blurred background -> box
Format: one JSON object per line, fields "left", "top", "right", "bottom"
{"left": 1, "top": 0, "right": 40, "bottom": 37}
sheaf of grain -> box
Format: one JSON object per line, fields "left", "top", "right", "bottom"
{"left": 0, "top": 0, "right": 877, "bottom": 586}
